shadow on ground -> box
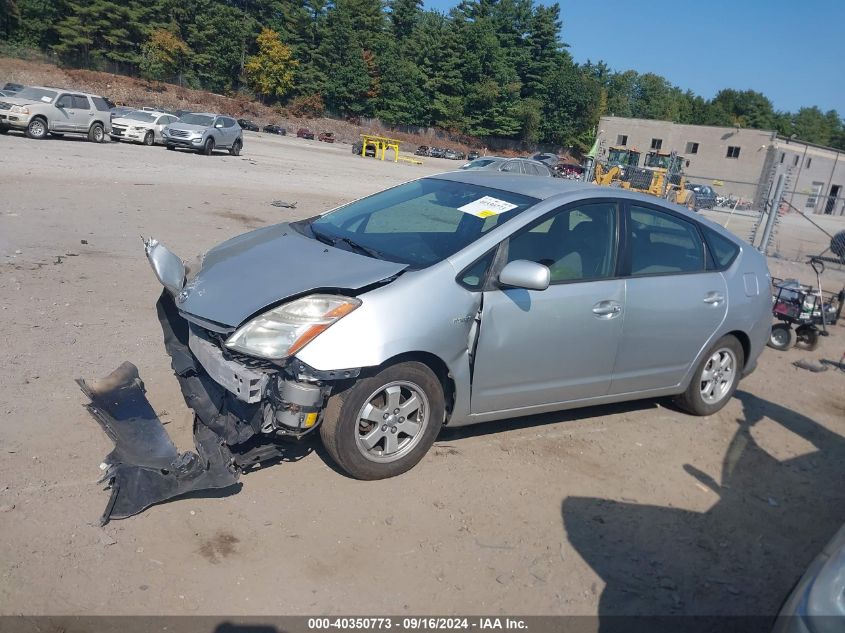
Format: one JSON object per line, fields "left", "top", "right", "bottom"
{"left": 562, "top": 390, "right": 845, "bottom": 624}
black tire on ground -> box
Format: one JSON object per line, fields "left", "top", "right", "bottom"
{"left": 768, "top": 323, "right": 794, "bottom": 350}
{"left": 320, "top": 361, "right": 445, "bottom": 480}
{"left": 166, "top": 144, "right": 175, "bottom": 151}
{"left": 229, "top": 138, "right": 242, "bottom": 156}
{"left": 143, "top": 131, "right": 154, "bottom": 146}
{"left": 675, "top": 334, "right": 745, "bottom": 416}
{"left": 202, "top": 137, "right": 215, "bottom": 155}
{"left": 0, "top": 126, "right": 9, "bottom": 134}
{"left": 87, "top": 122, "right": 104, "bottom": 143}
{"left": 25, "top": 117, "right": 48, "bottom": 139}
{"left": 795, "top": 325, "right": 820, "bottom": 351}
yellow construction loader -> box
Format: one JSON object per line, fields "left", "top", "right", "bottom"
{"left": 593, "top": 150, "right": 696, "bottom": 209}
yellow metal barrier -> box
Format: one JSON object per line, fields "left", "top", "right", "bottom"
{"left": 361, "top": 134, "right": 401, "bottom": 162}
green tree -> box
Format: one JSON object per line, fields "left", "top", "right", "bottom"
{"left": 139, "top": 28, "right": 191, "bottom": 82}
{"left": 244, "top": 27, "right": 297, "bottom": 101}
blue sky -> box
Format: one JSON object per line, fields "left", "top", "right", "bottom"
{"left": 421, "top": 0, "right": 844, "bottom": 114}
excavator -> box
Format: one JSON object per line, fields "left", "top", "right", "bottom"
{"left": 594, "top": 149, "right": 697, "bottom": 210}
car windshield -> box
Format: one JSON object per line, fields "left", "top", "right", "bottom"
{"left": 308, "top": 178, "right": 538, "bottom": 269}
{"left": 15, "top": 87, "right": 57, "bottom": 103}
{"left": 125, "top": 111, "right": 156, "bottom": 123}
{"left": 462, "top": 158, "right": 497, "bottom": 169}
{"left": 180, "top": 113, "right": 214, "bottom": 126}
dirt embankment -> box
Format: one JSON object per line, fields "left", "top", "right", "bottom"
{"left": 0, "top": 56, "right": 483, "bottom": 153}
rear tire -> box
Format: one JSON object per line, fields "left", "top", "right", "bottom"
{"left": 202, "top": 137, "right": 215, "bottom": 155}
{"left": 768, "top": 323, "right": 793, "bottom": 350}
{"left": 320, "top": 361, "right": 444, "bottom": 480}
{"left": 166, "top": 144, "right": 175, "bottom": 151}
{"left": 795, "top": 325, "right": 820, "bottom": 351}
{"left": 25, "top": 117, "right": 48, "bottom": 139}
{"left": 229, "top": 138, "right": 242, "bottom": 156}
{"left": 675, "top": 335, "right": 744, "bottom": 416}
{"left": 143, "top": 131, "right": 154, "bottom": 146}
{"left": 87, "top": 122, "right": 104, "bottom": 143}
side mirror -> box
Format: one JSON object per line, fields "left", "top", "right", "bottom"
{"left": 498, "top": 260, "right": 550, "bottom": 291}
{"left": 215, "top": 121, "right": 224, "bottom": 128}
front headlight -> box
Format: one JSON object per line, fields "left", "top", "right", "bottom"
{"left": 225, "top": 294, "right": 361, "bottom": 360}
{"left": 11, "top": 105, "right": 29, "bottom": 114}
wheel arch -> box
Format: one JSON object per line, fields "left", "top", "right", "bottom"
{"left": 725, "top": 329, "right": 751, "bottom": 365}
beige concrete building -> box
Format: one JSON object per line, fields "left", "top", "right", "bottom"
{"left": 595, "top": 116, "right": 845, "bottom": 216}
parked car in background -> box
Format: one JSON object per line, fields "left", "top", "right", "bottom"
{"left": 415, "top": 145, "right": 430, "bottom": 156}
{"left": 429, "top": 147, "right": 445, "bottom": 158}
{"left": 110, "top": 110, "right": 179, "bottom": 146}
{"left": 461, "top": 156, "right": 553, "bottom": 177}
{"left": 532, "top": 152, "right": 559, "bottom": 167}
{"left": 0, "top": 86, "right": 111, "bottom": 142}
{"left": 443, "top": 148, "right": 465, "bottom": 160}
{"left": 467, "top": 150, "right": 480, "bottom": 160}
{"left": 318, "top": 131, "right": 335, "bottom": 143}
{"left": 2, "top": 82, "right": 24, "bottom": 94}
{"left": 237, "top": 118, "right": 260, "bottom": 132}
{"left": 110, "top": 105, "right": 134, "bottom": 122}
{"left": 352, "top": 140, "right": 377, "bottom": 157}
{"left": 263, "top": 124, "right": 286, "bottom": 135}
{"left": 136, "top": 172, "right": 771, "bottom": 483}
{"left": 161, "top": 112, "right": 243, "bottom": 156}
{"left": 297, "top": 127, "right": 315, "bottom": 140}
{"left": 0, "top": 90, "right": 14, "bottom": 98}
{"left": 685, "top": 183, "right": 717, "bottom": 210}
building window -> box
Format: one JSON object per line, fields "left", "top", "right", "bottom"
{"left": 806, "top": 157, "right": 812, "bottom": 168}
{"left": 651, "top": 138, "right": 663, "bottom": 150}
{"left": 616, "top": 134, "right": 628, "bottom": 146}
{"left": 726, "top": 146, "right": 741, "bottom": 159}
{"left": 685, "top": 142, "right": 699, "bottom": 154}
{"left": 780, "top": 152, "right": 785, "bottom": 164}
{"left": 793, "top": 155, "right": 800, "bottom": 166}
{"left": 806, "top": 182, "right": 824, "bottom": 209}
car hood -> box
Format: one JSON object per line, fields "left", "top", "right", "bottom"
{"left": 168, "top": 123, "right": 210, "bottom": 132}
{"left": 113, "top": 117, "right": 154, "bottom": 128}
{"left": 177, "top": 223, "right": 408, "bottom": 328}
{"left": 0, "top": 96, "right": 42, "bottom": 107}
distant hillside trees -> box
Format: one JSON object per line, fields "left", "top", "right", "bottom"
{"left": 2, "top": 0, "right": 842, "bottom": 150}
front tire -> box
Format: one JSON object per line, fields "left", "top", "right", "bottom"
{"left": 675, "top": 335, "right": 744, "bottom": 416}
{"left": 768, "top": 323, "right": 793, "bottom": 350}
{"left": 320, "top": 361, "right": 444, "bottom": 480}
{"left": 26, "top": 117, "right": 48, "bottom": 139}
{"left": 202, "top": 137, "right": 215, "bottom": 155}
{"left": 143, "top": 131, "right": 154, "bottom": 146}
{"left": 166, "top": 144, "right": 175, "bottom": 151}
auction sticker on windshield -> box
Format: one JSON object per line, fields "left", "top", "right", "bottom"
{"left": 458, "top": 196, "right": 518, "bottom": 219}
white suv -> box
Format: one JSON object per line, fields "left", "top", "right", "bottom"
{"left": 0, "top": 86, "right": 112, "bottom": 142}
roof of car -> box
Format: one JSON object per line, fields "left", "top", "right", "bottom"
{"left": 432, "top": 170, "right": 593, "bottom": 199}
{"left": 29, "top": 85, "right": 105, "bottom": 98}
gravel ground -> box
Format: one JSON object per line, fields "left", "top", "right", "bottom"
{"left": 1, "top": 130, "right": 844, "bottom": 619}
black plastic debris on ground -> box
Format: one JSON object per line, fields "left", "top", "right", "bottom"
{"left": 77, "top": 362, "right": 239, "bottom": 525}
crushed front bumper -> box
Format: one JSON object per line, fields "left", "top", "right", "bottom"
{"left": 78, "top": 292, "right": 331, "bottom": 524}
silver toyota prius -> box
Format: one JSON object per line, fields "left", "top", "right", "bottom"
{"left": 80, "top": 171, "right": 772, "bottom": 521}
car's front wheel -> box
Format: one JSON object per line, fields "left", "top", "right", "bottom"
{"left": 320, "top": 361, "right": 444, "bottom": 480}
{"left": 675, "top": 335, "right": 744, "bottom": 416}
{"left": 143, "top": 131, "right": 154, "bottom": 146}
{"left": 26, "top": 117, "right": 48, "bottom": 139}
{"left": 202, "top": 137, "right": 215, "bottom": 155}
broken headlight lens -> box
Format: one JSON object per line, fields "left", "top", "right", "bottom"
{"left": 225, "top": 294, "right": 361, "bottom": 360}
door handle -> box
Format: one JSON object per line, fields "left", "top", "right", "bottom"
{"left": 703, "top": 292, "right": 725, "bottom": 305}
{"left": 592, "top": 300, "right": 623, "bottom": 318}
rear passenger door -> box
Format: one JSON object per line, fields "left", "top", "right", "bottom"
{"left": 609, "top": 202, "right": 728, "bottom": 394}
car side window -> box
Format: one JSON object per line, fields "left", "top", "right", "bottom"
{"left": 73, "top": 95, "right": 90, "bottom": 109}
{"left": 91, "top": 96, "right": 110, "bottom": 111}
{"left": 222, "top": 118, "right": 235, "bottom": 128}
{"left": 56, "top": 94, "right": 72, "bottom": 108}
{"left": 628, "top": 205, "right": 705, "bottom": 275}
{"left": 702, "top": 226, "right": 740, "bottom": 269}
{"left": 501, "top": 160, "right": 522, "bottom": 174}
{"left": 505, "top": 203, "right": 618, "bottom": 282}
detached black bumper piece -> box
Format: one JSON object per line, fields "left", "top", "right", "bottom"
{"left": 77, "top": 362, "right": 240, "bottom": 525}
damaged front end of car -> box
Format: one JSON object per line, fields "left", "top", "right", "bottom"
{"left": 79, "top": 236, "right": 371, "bottom": 524}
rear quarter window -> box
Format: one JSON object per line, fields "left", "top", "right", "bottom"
{"left": 91, "top": 97, "right": 110, "bottom": 112}
{"left": 704, "top": 227, "right": 740, "bottom": 269}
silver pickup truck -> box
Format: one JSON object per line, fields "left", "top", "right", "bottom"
{"left": 0, "top": 86, "right": 111, "bottom": 142}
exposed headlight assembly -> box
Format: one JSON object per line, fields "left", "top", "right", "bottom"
{"left": 225, "top": 295, "right": 361, "bottom": 360}
{"left": 143, "top": 237, "right": 185, "bottom": 296}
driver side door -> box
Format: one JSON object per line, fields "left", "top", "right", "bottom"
{"left": 470, "top": 201, "right": 624, "bottom": 415}
{"left": 52, "top": 93, "right": 76, "bottom": 131}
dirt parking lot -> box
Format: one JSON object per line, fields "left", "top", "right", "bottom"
{"left": 1, "top": 131, "right": 844, "bottom": 620}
